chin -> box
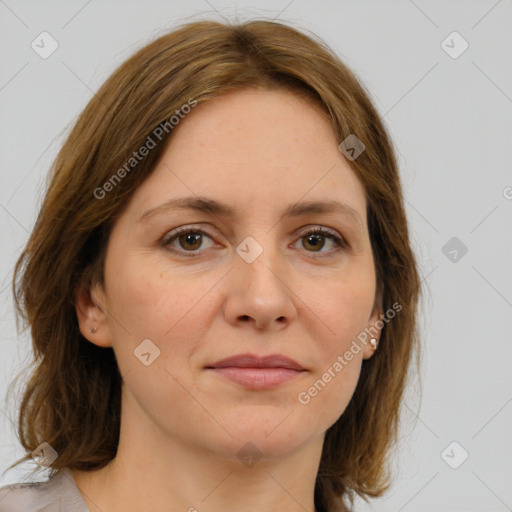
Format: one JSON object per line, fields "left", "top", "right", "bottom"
{"left": 216, "top": 417, "right": 313, "bottom": 457}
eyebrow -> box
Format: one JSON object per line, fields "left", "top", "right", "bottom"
{"left": 136, "top": 196, "right": 363, "bottom": 226}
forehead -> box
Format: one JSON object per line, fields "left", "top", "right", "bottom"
{"left": 127, "top": 88, "right": 367, "bottom": 223}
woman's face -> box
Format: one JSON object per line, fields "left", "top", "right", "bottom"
{"left": 79, "top": 88, "right": 382, "bottom": 463}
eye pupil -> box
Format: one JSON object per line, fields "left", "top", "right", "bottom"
{"left": 304, "top": 234, "right": 325, "bottom": 252}
{"left": 180, "top": 232, "right": 202, "bottom": 250}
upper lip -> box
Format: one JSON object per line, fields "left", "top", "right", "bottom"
{"left": 206, "top": 353, "right": 305, "bottom": 371}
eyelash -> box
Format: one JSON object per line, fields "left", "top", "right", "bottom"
{"left": 160, "top": 225, "right": 348, "bottom": 258}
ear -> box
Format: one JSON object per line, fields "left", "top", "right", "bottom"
{"left": 75, "top": 277, "right": 112, "bottom": 348}
{"left": 362, "top": 294, "right": 384, "bottom": 360}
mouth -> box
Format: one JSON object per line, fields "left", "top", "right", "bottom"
{"left": 205, "top": 353, "right": 306, "bottom": 390}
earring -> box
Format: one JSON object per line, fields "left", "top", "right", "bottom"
{"left": 370, "top": 338, "right": 379, "bottom": 349}
{"left": 90, "top": 327, "right": 97, "bottom": 333}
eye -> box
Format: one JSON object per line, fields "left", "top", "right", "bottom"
{"left": 161, "top": 225, "right": 347, "bottom": 258}
{"left": 292, "top": 226, "right": 347, "bottom": 256}
{"left": 161, "top": 227, "right": 215, "bottom": 256}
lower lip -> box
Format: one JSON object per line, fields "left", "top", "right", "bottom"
{"left": 209, "top": 367, "right": 304, "bottom": 390}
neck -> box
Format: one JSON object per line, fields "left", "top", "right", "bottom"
{"left": 71, "top": 392, "right": 324, "bottom": 512}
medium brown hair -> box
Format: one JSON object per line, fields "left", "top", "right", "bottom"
{"left": 5, "top": 18, "right": 421, "bottom": 512}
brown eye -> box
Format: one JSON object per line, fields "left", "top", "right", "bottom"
{"left": 163, "top": 228, "right": 215, "bottom": 256}
{"left": 302, "top": 233, "right": 326, "bottom": 252}
{"left": 176, "top": 232, "right": 203, "bottom": 251}
{"left": 162, "top": 225, "right": 346, "bottom": 259}
{"left": 294, "top": 227, "right": 347, "bottom": 257}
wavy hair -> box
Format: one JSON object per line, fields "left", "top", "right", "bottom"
{"left": 4, "top": 18, "right": 421, "bottom": 512}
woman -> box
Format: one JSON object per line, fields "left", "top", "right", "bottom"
{"left": 0, "top": 18, "right": 421, "bottom": 512}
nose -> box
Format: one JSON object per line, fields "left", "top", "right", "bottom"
{"left": 223, "top": 238, "right": 297, "bottom": 331}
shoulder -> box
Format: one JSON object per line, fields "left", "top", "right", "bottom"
{"left": 0, "top": 468, "right": 89, "bottom": 512}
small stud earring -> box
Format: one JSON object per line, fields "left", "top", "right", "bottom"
{"left": 370, "top": 338, "right": 379, "bottom": 349}
{"left": 90, "top": 327, "right": 97, "bottom": 333}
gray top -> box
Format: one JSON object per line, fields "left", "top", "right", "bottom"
{"left": 0, "top": 468, "right": 90, "bottom": 512}
{"left": 0, "top": 469, "right": 333, "bottom": 511}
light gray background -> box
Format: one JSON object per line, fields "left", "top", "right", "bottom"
{"left": 1, "top": 1, "right": 511, "bottom": 511}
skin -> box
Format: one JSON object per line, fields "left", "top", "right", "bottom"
{"left": 73, "top": 88, "right": 382, "bottom": 512}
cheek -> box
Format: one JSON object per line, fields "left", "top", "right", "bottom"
{"left": 103, "top": 250, "right": 221, "bottom": 368}
{"left": 102, "top": 254, "right": 214, "bottom": 421}
{"left": 104, "top": 249, "right": 186, "bottom": 332}
{"left": 296, "top": 287, "right": 371, "bottom": 428}
{"left": 297, "top": 356, "right": 362, "bottom": 436}
{"left": 305, "top": 267, "right": 376, "bottom": 358}
{"left": 293, "top": 268, "right": 374, "bottom": 423}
